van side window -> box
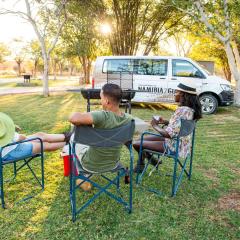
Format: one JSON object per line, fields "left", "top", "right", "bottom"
{"left": 103, "top": 59, "right": 133, "bottom": 73}
{"left": 135, "top": 59, "right": 167, "bottom": 76}
{"left": 172, "top": 59, "right": 204, "bottom": 78}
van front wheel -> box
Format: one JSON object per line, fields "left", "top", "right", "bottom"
{"left": 200, "top": 94, "right": 218, "bottom": 114}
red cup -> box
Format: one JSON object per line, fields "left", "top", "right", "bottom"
{"left": 63, "top": 155, "right": 70, "bottom": 176}
{"left": 62, "top": 155, "right": 78, "bottom": 176}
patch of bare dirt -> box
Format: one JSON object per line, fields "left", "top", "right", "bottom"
{"left": 207, "top": 130, "right": 220, "bottom": 136}
{"left": 218, "top": 192, "right": 240, "bottom": 212}
{"left": 200, "top": 167, "right": 219, "bottom": 182}
{"left": 231, "top": 167, "right": 240, "bottom": 175}
{"left": 220, "top": 115, "right": 240, "bottom": 122}
{"left": 208, "top": 214, "right": 234, "bottom": 228}
{"left": 206, "top": 170, "right": 218, "bottom": 180}
{"left": 213, "top": 115, "right": 240, "bottom": 124}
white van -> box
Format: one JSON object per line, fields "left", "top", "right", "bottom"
{"left": 92, "top": 56, "right": 234, "bottom": 114}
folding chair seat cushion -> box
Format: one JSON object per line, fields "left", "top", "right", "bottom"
{"left": 77, "top": 161, "right": 125, "bottom": 174}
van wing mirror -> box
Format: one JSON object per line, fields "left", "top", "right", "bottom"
{"left": 194, "top": 70, "right": 203, "bottom": 78}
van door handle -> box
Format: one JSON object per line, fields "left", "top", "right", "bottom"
{"left": 160, "top": 77, "right": 166, "bottom": 79}
{"left": 171, "top": 78, "right": 177, "bottom": 80}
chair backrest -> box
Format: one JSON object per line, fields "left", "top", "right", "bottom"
{"left": 73, "top": 119, "right": 135, "bottom": 147}
{"left": 178, "top": 119, "right": 196, "bottom": 138}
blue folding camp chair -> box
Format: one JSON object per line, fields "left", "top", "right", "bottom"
{"left": 0, "top": 138, "right": 44, "bottom": 208}
{"left": 136, "top": 119, "right": 196, "bottom": 196}
{"left": 69, "top": 120, "right": 135, "bottom": 222}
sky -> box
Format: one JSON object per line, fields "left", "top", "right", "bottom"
{"left": 0, "top": 1, "right": 36, "bottom": 43}
{"left": 0, "top": 1, "right": 178, "bottom": 56}
{"left": 0, "top": 14, "right": 36, "bottom": 42}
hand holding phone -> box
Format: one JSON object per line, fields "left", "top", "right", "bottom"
{"left": 15, "top": 124, "right": 22, "bottom": 132}
{"left": 153, "top": 115, "right": 160, "bottom": 122}
{"left": 152, "top": 115, "right": 165, "bottom": 124}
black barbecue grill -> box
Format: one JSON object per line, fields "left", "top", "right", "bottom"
{"left": 80, "top": 88, "right": 136, "bottom": 113}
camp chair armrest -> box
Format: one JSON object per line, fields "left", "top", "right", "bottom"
{"left": 141, "top": 131, "right": 163, "bottom": 137}
{"left": 161, "top": 123, "right": 168, "bottom": 129}
{"left": 140, "top": 131, "right": 164, "bottom": 144}
{"left": 140, "top": 131, "right": 177, "bottom": 145}
{"left": 1, "top": 137, "right": 43, "bottom": 150}
{"left": 124, "top": 140, "right": 133, "bottom": 149}
{"left": 140, "top": 131, "right": 159, "bottom": 148}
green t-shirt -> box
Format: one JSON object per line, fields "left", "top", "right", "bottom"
{"left": 81, "top": 110, "right": 132, "bottom": 173}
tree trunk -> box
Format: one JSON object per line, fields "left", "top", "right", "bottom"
{"left": 80, "top": 56, "right": 91, "bottom": 84}
{"left": 68, "top": 63, "right": 71, "bottom": 77}
{"left": 70, "top": 65, "right": 74, "bottom": 76}
{"left": 17, "top": 63, "right": 21, "bottom": 76}
{"left": 68, "top": 60, "right": 74, "bottom": 76}
{"left": 232, "top": 41, "right": 240, "bottom": 71}
{"left": 224, "top": 41, "right": 240, "bottom": 105}
{"left": 34, "top": 59, "right": 38, "bottom": 77}
{"left": 86, "top": 59, "right": 91, "bottom": 84}
{"left": 53, "top": 60, "right": 57, "bottom": 80}
{"left": 82, "top": 57, "right": 87, "bottom": 83}
{"left": 222, "top": 64, "right": 231, "bottom": 81}
{"left": 232, "top": 40, "right": 240, "bottom": 71}
{"left": 59, "top": 62, "right": 63, "bottom": 76}
{"left": 236, "top": 76, "right": 240, "bottom": 106}
{"left": 43, "top": 54, "right": 49, "bottom": 96}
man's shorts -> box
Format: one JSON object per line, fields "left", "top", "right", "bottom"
{"left": 74, "top": 143, "right": 90, "bottom": 173}
{"left": 2, "top": 142, "right": 33, "bottom": 161}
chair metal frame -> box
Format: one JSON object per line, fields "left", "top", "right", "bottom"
{"left": 69, "top": 120, "right": 135, "bottom": 222}
{"left": 136, "top": 119, "right": 196, "bottom": 196}
{"left": 0, "top": 137, "right": 44, "bottom": 208}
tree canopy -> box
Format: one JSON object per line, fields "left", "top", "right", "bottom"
{"left": 105, "top": 0, "right": 184, "bottom": 55}
{"left": 0, "top": 42, "right": 10, "bottom": 63}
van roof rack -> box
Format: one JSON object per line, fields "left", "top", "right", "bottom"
{"left": 107, "top": 71, "right": 133, "bottom": 90}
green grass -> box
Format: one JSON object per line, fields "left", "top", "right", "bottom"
{"left": 0, "top": 82, "right": 16, "bottom": 88}
{"left": 0, "top": 79, "right": 79, "bottom": 88}
{"left": 15, "top": 79, "right": 80, "bottom": 87}
{"left": 0, "top": 93, "right": 239, "bottom": 240}
{"left": 0, "top": 75, "right": 17, "bottom": 79}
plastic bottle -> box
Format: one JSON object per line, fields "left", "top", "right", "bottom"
{"left": 124, "top": 167, "right": 130, "bottom": 184}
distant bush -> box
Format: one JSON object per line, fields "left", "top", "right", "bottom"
{"left": 16, "top": 82, "right": 41, "bottom": 87}
{"left": 0, "top": 70, "right": 17, "bottom": 78}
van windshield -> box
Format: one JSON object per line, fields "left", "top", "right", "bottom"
{"left": 192, "top": 60, "right": 210, "bottom": 76}
{"left": 172, "top": 59, "right": 206, "bottom": 78}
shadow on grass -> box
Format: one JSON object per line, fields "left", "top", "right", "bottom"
{"left": 0, "top": 95, "right": 239, "bottom": 239}
{"left": 30, "top": 173, "right": 137, "bottom": 239}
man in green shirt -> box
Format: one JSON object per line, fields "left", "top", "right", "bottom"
{"left": 69, "top": 84, "right": 132, "bottom": 181}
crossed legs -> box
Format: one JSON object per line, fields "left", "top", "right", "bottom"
{"left": 27, "top": 132, "right": 66, "bottom": 154}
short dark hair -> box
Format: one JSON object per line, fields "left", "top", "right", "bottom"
{"left": 179, "top": 92, "right": 202, "bottom": 121}
{"left": 102, "top": 83, "right": 123, "bottom": 104}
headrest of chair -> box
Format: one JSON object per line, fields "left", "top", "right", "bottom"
{"left": 178, "top": 119, "right": 196, "bottom": 137}
{"left": 73, "top": 119, "right": 135, "bottom": 147}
